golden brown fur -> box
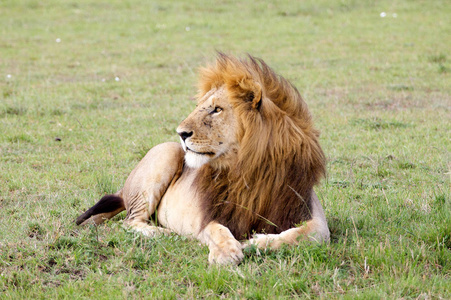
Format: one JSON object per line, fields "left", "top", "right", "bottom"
{"left": 76, "top": 53, "right": 329, "bottom": 265}
{"left": 196, "top": 53, "right": 326, "bottom": 239}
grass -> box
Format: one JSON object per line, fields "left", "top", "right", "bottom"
{"left": 1, "top": 0, "right": 450, "bottom": 298}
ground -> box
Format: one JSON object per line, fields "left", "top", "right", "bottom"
{"left": 0, "top": 0, "right": 450, "bottom": 298}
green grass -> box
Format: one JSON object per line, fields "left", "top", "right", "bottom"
{"left": 1, "top": 0, "right": 450, "bottom": 298}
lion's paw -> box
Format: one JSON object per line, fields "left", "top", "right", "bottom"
{"left": 208, "top": 238, "right": 244, "bottom": 265}
{"left": 246, "top": 234, "right": 284, "bottom": 250}
{"left": 132, "top": 225, "right": 173, "bottom": 238}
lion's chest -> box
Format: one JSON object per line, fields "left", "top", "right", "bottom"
{"left": 157, "top": 168, "right": 203, "bottom": 237}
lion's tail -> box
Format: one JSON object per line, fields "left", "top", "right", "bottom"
{"left": 76, "top": 192, "right": 125, "bottom": 226}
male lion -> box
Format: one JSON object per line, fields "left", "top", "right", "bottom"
{"left": 76, "top": 53, "right": 330, "bottom": 265}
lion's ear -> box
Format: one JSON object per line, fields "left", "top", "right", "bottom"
{"left": 241, "top": 81, "right": 262, "bottom": 110}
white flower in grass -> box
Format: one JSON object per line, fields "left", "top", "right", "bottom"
{"left": 185, "top": 26, "right": 190, "bottom": 31}
{"left": 380, "top": 12, "right": 386, "bottom": 17}
{"left": 115, "top": 77, "right": 120, "bottom": 81}
{"left": 56, "top": 38, "right": 61, "bottom": 43}
{"left": 6, "top": 74, "right": 12, "bottom": 79}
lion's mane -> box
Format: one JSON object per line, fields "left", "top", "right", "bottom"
{"left": 196, "top": 53, "right": 326, "bottom": 239}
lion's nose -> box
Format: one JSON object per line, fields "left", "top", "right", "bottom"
{"left": 178, "top": 130, "right": 193, "bottom": 142}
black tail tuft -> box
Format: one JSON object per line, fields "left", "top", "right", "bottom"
{"left": 76, "top": 194, "right": 125, "bottom": 225}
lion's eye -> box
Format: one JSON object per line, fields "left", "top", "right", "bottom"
{"left": 212, "top": 107, "right": 222, "bottom": 114}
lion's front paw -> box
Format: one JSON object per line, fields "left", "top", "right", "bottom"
{"left": 246, "top": 234, "right": 284, "bottom": 250}
{"left": 208, "top": 238, "right": 244, "bottom": 265}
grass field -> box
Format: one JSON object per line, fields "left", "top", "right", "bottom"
{"left": 1, "top": 0, "right": 450, "bottom": 298}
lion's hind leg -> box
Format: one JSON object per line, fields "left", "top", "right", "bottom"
{"left": 121, "top": 142, "right": 184, "bottom": 238}
{"left": 125, "top": 218, "right": 173, "bottom": 237}
{"left": 122, "top": 193, "right": 172, "bottom": 237}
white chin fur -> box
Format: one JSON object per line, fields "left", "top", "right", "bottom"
{"left": 184, "top": 151, "right": 210, "bottom": 169}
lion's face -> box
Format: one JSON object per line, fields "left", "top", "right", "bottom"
{"left": 177, "top": 86, "right": 239, "bottom": 169}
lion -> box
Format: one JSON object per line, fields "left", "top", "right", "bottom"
{"left": 76, "top": 53, "right": 330, "bottom": 265}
